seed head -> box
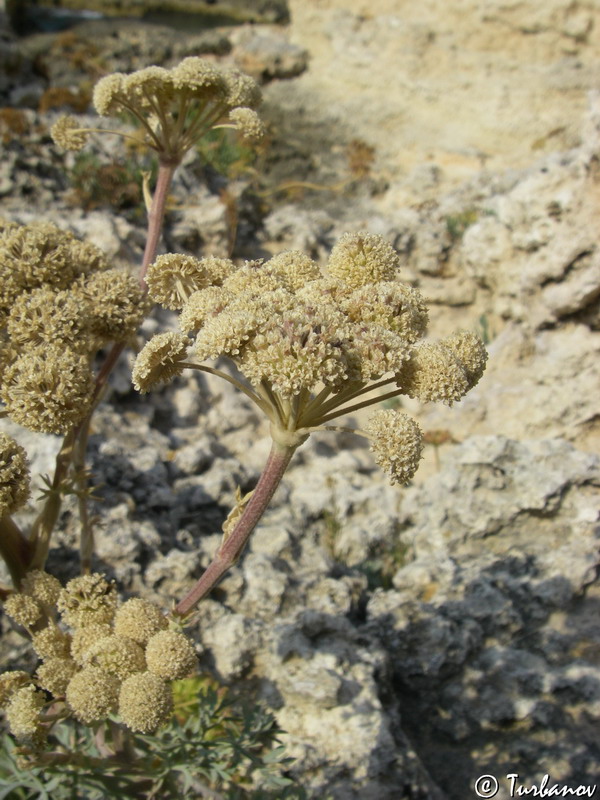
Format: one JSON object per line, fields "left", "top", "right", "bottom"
{"left": 145, "top": 630, "right": 197, "bottom": 680}
{"left": 113, "top": 598, "right": 168, "bottom": 645}
{"left": 66, "top": 665, "right": 119, "bottom": 723}
{"left": 50, "top": 115, "right": 90, "bottom": 151}
{"left": 57, "top": 574, "right": 117, "bottom": 628}
{"left": 118, "top": 671, "right": 173, "bottom": 733}
{"left": 0, "top": 433, "right": 30, "bottom": 515}
{"left": 365, "top": 410, "right": 424, "bottom": 485}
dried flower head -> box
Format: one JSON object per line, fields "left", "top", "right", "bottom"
{"left": 21, "top": 570, "right": 62, "bottom": 607}
{"left": 36, "top": 657, "right": 78, "bottom": 698}
{"left": 66, "top": 665, "right": 119, "bottom": 723}
{"left": 327, "top": 232, "right": 400, "bottom": 287}
{"left": 50, "top": 115, "right": 90, "bottom": 151}
{"left": 132, "top": 331, "right": 190, "bottom": 393}
{"left": 0, "top": 433, "right": 30, "bottom": 515}
{"left": 5, "top": 685, "right": 46, "bottom": 744}
{"left": 113, "top": 598, "right": 168, "bottom": 645}
{"left": 1, "top": 347, "right": 95, "bottom": 434}
{"left": 145, "top": 630, "right": 197, "bottom": 680}
{"left": 3, "top": 594, "right": 42, "bottom": 628}
{"left": 365, "top": 410, "right": 424, "bottom": 485}
{"left": 0, "top": 671, "right": 32, "bottom": 708}
{"left": 84, "top": 635, "right": 146, "bottom": 680}
{"left": 118, "top": 671, "right": 173, "bottom": 733}
{"left": 57, "top": 574, "right": 117, "bottom": 628}
{"left": 31, "top": 624, "right": 71, "bottom": 660}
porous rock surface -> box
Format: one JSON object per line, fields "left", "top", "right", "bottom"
{"left": 0, "top": 1, "right": 599, "bottom": 798}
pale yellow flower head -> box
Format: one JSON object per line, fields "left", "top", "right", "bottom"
{"left": 113, "top": 598, "right": 168, "bottom": 645}
{"left": 66, "top": 665, "right": 119, "bottom": 723}
{"left": 0, "top": 671, "right": 32, "bottom": 708}
{"left": 57, "top": 573, "right": 117, "bottom": 628}
{"left": 3, "top": 594, "right": 42, "bottom": 629}
{"left": 327, "top": 232, "right": 400, "bottom": 288}
{"left": 71, "top": 622, "right": 112, "bottom": 665}
{"left": 31, "top": 624, "right": 71, "bottom": 660}
{"left": 396, "top": 341, "right": 470, "bottom": 405}
{"left": 179, "top": 286, "right": 233, "bottom": 333}
{"left": 36, "top": 657, "right": 78, "bottom": 698}
{"left": 21, "top": 570, "right": 62, "bottom": 607}
{"left": 118, "top": 671, "right": 173, "bottom": 733}
{"left": 264, "top": 250, "right": 321, "bottom": 291}
{"left": 84, "top": 634, "right": 146, "bottom": 680}
{"left": 365, "top": 410, "right": 424, "bottom": 485}
{"left": 228, "top": 107, "right": 266, "bottom": 143}
{"left": 146, "top": 253, "right": 234, "bottom": 310}
{"left": 132, "top": 332, "right": 189, "bottom": 393}
{"left": 5, "top": 685, "right": 46, "bottom": 744}
{"left": 145, "top": 630, "right": 198, "bottom": 681}
{"left": 50, "top": 115, "right": 90, "bottom": 151}
{"left": 0, "top": 347, "right": 95, "bottom": 434}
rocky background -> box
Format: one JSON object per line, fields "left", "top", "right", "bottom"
{"left": 0, "top": 1, "right": 599, "bottom": 798}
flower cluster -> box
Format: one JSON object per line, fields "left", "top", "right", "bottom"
{"left": 0, "top": 220, "right": 149, "bottom": 434}
{"left": 52, "top": 57, "right": 265, "bottom": 165}
{"left": 0, "top": 572, "right": 198, "bottom": 745}
{"left": 133, "top": 232, "right": 487, "bottom": 484}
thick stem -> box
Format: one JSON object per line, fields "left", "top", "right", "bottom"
{"left": 175, "top": 441, "right": 296, "bottom": 616}
{"left": 0, "top": 514, "right": 34, "bottom": 588}
{"left": 139, "top": 161, "right": 177, "bottom": 288}
{"left": 29, "top": 429, "right": 76, "bottom": 571}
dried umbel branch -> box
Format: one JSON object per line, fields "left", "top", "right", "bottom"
{"left": 0, "top": 572, "right": 198, "bottom": 744}
{"left": 133, "top": 232, "right": 488, "bottom": 613}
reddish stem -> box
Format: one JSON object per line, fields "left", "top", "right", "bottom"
{"left": 175, "top": 442, "right": 296, "bottom": 616}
